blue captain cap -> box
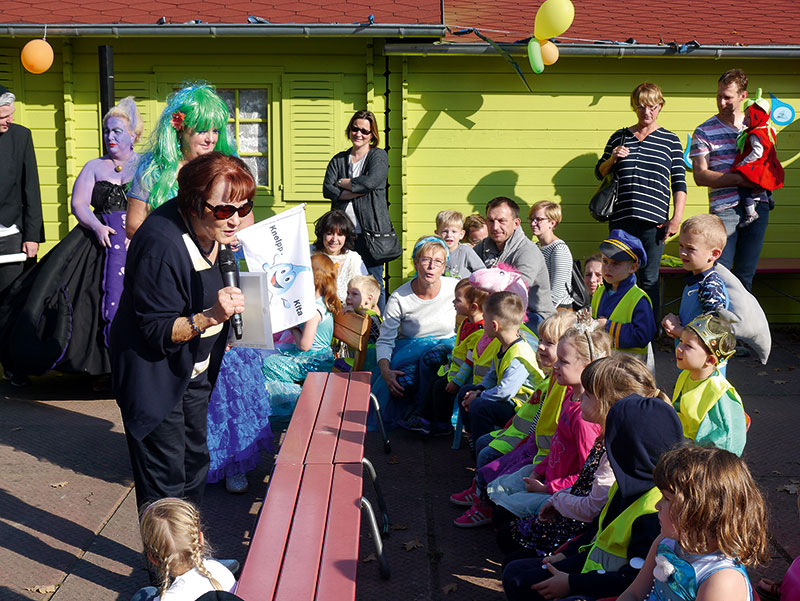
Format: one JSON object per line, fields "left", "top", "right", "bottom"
{"left": 599, "top": 229, "right": 647, "bottom": 268}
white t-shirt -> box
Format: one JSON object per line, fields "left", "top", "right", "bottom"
{"left": 344, "top": 154, "right": 367, "bottom": 233}
{"left": 157, "top": 559, "right": 236, "bottom": 601}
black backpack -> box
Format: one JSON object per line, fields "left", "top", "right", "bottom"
{"left": 567, "top": 259, "right": 591, "bottom": 310}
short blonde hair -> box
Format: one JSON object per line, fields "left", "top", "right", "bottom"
{"left": 680, "top": 214, "right": 727, "bottom": 252}
{"left": 348, "top": 275, "right": 381, "bottom": 310}
{"left": 483, "top": 291, "right": 526, "bottom": 328}
{"left": 561, "top": 325, "right": 612, "bottom": 364}
{"left": 538, "top": 311, "right": 577, "bottom": 343}
{"left": 529, "top": 201, "right": 562, "bottom": 226}
{"left": 464, "top": 213, "right": 487, "bottom": 233}
{"left": 630, "top": 82, "right": 665, "bottom": 109}
{"left": 436, "top": 210, "right": 465, "bottom": 231}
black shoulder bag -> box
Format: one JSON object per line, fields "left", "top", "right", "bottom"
{"left": 589, "top": 128, "right": 628, "bottom": 222}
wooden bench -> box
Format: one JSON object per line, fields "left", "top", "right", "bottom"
{"left": 332, "top": 311, "right": 392, "bottom": 454}
{"left": 659, "top": 257, "right": 800, "bottom": 317}
{"left": 236, "top": 372, "right": 390, "bottom": 601}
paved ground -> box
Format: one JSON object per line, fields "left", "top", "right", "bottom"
{"left": 1, "top": 328, "right": 799, "bottom": 600}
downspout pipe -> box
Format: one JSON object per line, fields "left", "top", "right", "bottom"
{"left": 383, "top": 42, "right": 800, "bottom": 59}
{"left": 0, "top": 23, "right": 446, "bottom": 38}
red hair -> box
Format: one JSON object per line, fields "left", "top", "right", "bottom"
{"left": 311, "top": 254, "right": 342, "bottom": 315}
{"left": 176, "top": 152, "right": 256, "bottom": 216}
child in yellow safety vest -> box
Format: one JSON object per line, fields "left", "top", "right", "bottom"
{"left": 502, "top": 395, "right": 684, "bottom": 601}
{"left": 449, "top": 311, "right": 576, "bottom": 518}
{"left": 616, "top": 445, "right": 769, "bottom": 601}
{"left": 673, "top": 313, "right": 746, "bottom": 455}
{"left": 398, "top": 278, "right": 487, "bottom": 436}
{"left": 591, "top": 229, "right": 657, "bottom": 372}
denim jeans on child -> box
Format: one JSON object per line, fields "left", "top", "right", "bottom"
{"left": 716, "top": 201, "right": 770, "bottom": 292}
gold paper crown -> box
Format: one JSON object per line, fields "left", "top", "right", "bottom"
{"left": 685, "top": 313, "right": 736, "bottom": 363}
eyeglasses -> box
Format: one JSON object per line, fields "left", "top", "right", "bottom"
{"left": 417, "top": 257, "right": 445, "bottom": 268}
{"left": 636, "top": 105, "right": 661, "bottom": 113}
{"left": 204, "top": 200, "right": 254, "bottom": 220}
{"left": 530, "top": 217, "right": 550, "bottom": 224}
{"left": 350, "top": 126, "right": 372, "bottom": 136}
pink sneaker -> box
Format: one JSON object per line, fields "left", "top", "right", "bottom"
{"left": 449, "top": 480, "right": 478, "bottom": 507}
{"left": 454, "top": 500, "right": 493, "bottom": 528}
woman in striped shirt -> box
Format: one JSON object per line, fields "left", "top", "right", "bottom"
{"left": 595, "top": 82, "right": 687, "bottom": 317}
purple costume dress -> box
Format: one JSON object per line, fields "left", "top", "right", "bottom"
{"left": 0, "top": 181, "right": 127, "bottom": 376}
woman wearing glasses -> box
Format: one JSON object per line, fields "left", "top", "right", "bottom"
{"left": 323, "top": 110, "right": 395, "bottom": 312}
{"left": 372, "top": 237, "right": 458, "bottom": 429}
{"left": 595, "top": 82, "right": 687, "bottom": 314}
{"left": 111, "top": 152, "right": 256, "bottom": 510}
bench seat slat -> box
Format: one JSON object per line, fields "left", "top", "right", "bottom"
{"left": 274, "top": 463, "right": 335, "bottom": 601}
{"left": 275, "top": 372, "right": 328, "bottom": 465}
{"left": 315, "top": 463, "right": 363, "bottom": 601}
{"left": 236, "top": 462, "right": 304, "bottom": 601}
{"left": 334, "top": 371, "right": 371, "bottom": 464}
{"left": 305, "top": 371, "right": 350, "bottom": 464}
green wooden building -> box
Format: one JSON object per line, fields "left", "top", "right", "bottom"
{"left": 2, "top": 0, "right": 799, "bottom": 319}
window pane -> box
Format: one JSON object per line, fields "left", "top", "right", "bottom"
{"left": 242, "top": 156, "right": 268, "bottom": 186}
{"left": 226, "top": 123, "right": 235, "bottom": 146}
{"left": 239, "top": 89, "right": 267, "bottom": 119}
{"left": 217, "top": 89, "right": 235, "bottom": 117}
{"left": 239, "top": 123, "right": 268, "bottom": 153}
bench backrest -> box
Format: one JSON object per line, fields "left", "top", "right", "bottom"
{"left": 333, "top": 311, "right": 371, "bottom": 371}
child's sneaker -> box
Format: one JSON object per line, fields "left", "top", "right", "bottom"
{"left": 430, "top": 421, "right": 454, "bottom": 437}
{"left": 739, "top": 211, "right": 759, "bottom": 228}
{"left": 453, "top": 500, "right": 493, "bottom": 528}
{"left": 398, "top": 414, "right": 431, "bottom": 435}
{"left": 449, "top": 480, "right": 478, "bottom": 506}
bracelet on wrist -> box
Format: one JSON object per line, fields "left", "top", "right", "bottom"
{"left": 188, "top": 313, "right": 205, "bottom": 335}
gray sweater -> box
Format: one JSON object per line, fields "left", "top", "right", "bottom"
{"left": 474, "top": 227, "right": 555, "bottom": 318}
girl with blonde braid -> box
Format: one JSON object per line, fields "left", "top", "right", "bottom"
{"left": 133, "top": 498, "right": 235, "bottom": 601}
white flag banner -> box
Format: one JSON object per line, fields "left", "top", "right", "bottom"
{"left": 238, "top": 204, "right": 315, "bottom": 333}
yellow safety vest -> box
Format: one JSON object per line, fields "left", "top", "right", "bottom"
{"left": 672, "top": 369, "right": 744, "bottom": 441}
{"left": 494, "top": 339, "right": 542, "bottom": 409}
{"left": 448, "top": 319, "right": 484, "bottom": 381}
{"left": 530, "top": 376, "right": 568, "bottom": 466}
{"left": 590, "top": 284, "right": 650, "bottom": 355}
{"left": 581, "top": 482, "right": 662, "bottom": 573}
{"left": 472, "top": 323, "right": 541, "bottom": 386}
{"left": 489, "top": 373, "right": 552, "bottom": 455}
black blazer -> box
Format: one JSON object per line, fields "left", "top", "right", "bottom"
{"left": 0, "top": 123, "right": 44, "bottom": 242}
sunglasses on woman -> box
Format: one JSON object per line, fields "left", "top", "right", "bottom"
{"left": 204, "top": 200, "right": 254, "bottom": 220}
{"left": 350, "top": 126, "right": 372, "bottom": 136}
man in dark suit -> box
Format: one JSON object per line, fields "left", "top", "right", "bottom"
{"left": 0, "top": 84, "right": 43, "bottom": 294}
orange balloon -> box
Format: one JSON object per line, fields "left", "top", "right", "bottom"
{"left": 539, "top": 40, "right": 560, "bottom": 66}
{"left": 21, "top": 39, "right": 54, "bottom": 74}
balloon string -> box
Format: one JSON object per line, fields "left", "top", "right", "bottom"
{"left": 43, "top": 24, "right": 47, "bottom": 40}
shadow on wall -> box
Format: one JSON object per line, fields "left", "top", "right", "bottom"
{"left": 405, "top": 93, "right": 484, "bottom": 158}
{"left": 465, "top": 170, "right": 524, "bottom": 218}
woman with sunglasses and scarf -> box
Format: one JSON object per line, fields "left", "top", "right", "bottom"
{"left": 111, "top": 152, "right": 256, "bottom": 510}
{"left": 323, "top": 110, "right": 393, "bottom": 312}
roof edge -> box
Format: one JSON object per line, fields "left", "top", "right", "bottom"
{"left": 383, "top": 42, "right": 800, "bottom": 58}
{"left": 0, "top": 23, "right": 446, "bottom": 38}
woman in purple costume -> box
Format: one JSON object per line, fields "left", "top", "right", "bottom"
{"left": 0, "top": 97, "right": 142, "bottom": 378}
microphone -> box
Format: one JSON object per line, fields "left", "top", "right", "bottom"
{"left": 218, "top": 244, "right": 243, "bottom": 340}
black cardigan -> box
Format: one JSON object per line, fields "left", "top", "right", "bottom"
{"left": 110, "top": 199, "right": 228, "bottom": 440}
{"left": 322, "top": 146, "right": 391, "bottom": 241}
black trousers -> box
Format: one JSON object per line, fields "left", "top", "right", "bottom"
{"left": 124, "top": 372, "right": 213, "bottom": 511}
{"left": 420, "top": 374, "right": 457, "bottom": 424}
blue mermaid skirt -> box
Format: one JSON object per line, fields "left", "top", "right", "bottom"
{"left": 262, "top": 345, "right": 335, "bottom": 428}
{"left": 206, "top": 347, "right": 275, "bottom": 483}
{"left": 369, "top": 336, "right": 455, "bottom": 431}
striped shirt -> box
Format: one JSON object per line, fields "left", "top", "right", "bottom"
{"left": 538, "top": 238, "right": 573, "bottom": 307}
{"left": 690, "top": 115, "right": 743, "bottom": 213}
{"left": 596, "top": 127, "right": 687, "bottom": 224}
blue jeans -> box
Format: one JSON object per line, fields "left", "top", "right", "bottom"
{"left": 475, "top": 432, "right": 504, "bottom": 469}
{"left": 716, "top": 201, "right": 770, "bottom": 292}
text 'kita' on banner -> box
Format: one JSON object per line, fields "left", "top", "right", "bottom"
{"left": 237, "top": 204, "right": 315, "bottom": 333}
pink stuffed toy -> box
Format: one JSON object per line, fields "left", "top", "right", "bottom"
{"left": 469, "top": 263, "right": 529, "bottom": 307}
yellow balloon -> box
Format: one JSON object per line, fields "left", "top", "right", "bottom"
{"left": 21, "top": 39, "right": 54, "bottom": 75}
{"left": 534, "top": 0, "right": 575, "bottom": 40}
{"left": 539, "top": 40, "right": 560, "bottom": 66}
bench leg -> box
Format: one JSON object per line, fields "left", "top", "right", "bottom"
{"left": 362, "top": 457, "right": 390, "bottom": 537}
{"left": 361, "top": 497, "right": 390, "bottom": 579}
{"left": 370, "top": 393, "right": 392, "bottom": 454}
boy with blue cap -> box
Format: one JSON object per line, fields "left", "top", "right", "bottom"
{"left": 590, "top": 229, "right": 657, "bottom": 370}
